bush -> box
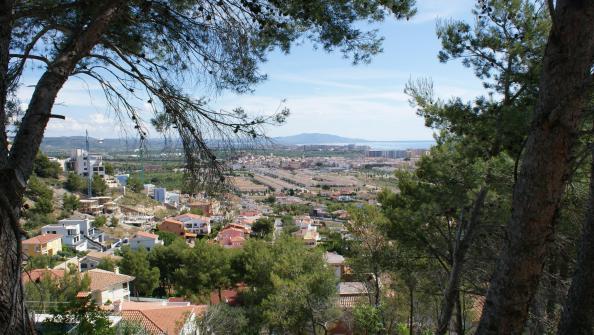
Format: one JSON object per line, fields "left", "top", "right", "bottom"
{"left": 34, "top": 151, "right": 62, "bottom": 179}
{"left": 64, "top": 173, "right": 85, "bottom": 193}
{"left": 92, "top": 175, "right": 107, "bottom": 196}
{"left": 93, "top": 215, "right": 107, "bottom": 228}
{"left": 62, "top": 194, "right": 79, "bottom": 213}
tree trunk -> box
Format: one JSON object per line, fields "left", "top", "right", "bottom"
{"left": 409, "top": 287, "right": 414, "bottom": 335}
{"left": 455, "top": 291, "right": 464, "bottom": 335}
{"left": 0, "top": 3, "right": 123, "bottom": 333}
{"left": 557, "top": 145, "right": 594, "bottom": 335}
{"left": 476, "top": 2, "right": 594, "bottom": 334}
{"left": 436, "top": 188, "right": 487, "bottom": 335}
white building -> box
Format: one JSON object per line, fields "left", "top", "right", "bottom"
{"left": 129, "top": 231, "right": 163, "bottom": 251}
{"left": 65, "top": 148, "right": 105, "bottom": 177}
{"left": 86, "top": 269, "right": 134, "bottom": 305}
{"left": 41, "top": 218, "right": 104, "bottom": 252}
{"left": 173, "top": 213, "right": 211, "bottom": 236}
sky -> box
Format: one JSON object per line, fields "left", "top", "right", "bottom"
{"left": 18, "top": 0, "right": 484, "bottom": 141}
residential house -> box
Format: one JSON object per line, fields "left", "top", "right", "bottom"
{"left": 116, "top": 300, "right": 206, "bottom": 335}
{"left": 41, "top": 218, "right": 105, "bottom": 252}
{"left": 324, "top": 252, "right": 346, "bottom": 280}
{"left": 158, "top": 218, "right": 196, "bottom": 243}
{"left": 188, "top": 199, "right": 220, "bottom": 216}
{"left": 23, "top": 268, "right": 134, "bottom": 306}
{"left": 338, "top": 282, "right": 368, "bottom": 309}
{"left": 130, "top": 231, "right": 163, "bottom": 251}
{"left": 292, "top": 227, "right": 320, "bottom": 247}
{"left": 85, "top": 269, "right": 134, "bottom": 305}
{"left": 173, "top": 213, "right": 211, "bottom": 236}
{"left": 216, "top": 227, "right": 246, "bottom": 249}
{"left": 22, "top": 234, "right": 62, "bottom": 257}
{"left": 80, "top": 251, "right": 122, "bottom": 272}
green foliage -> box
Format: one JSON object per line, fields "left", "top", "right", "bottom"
{"left": 174, "top": 240, "right": 233, "bottom": 297}
{"left": 110, "top": 216, "right": 119, "bottom": 227}
{"left": 148, "top": 239, "right": 188, "bottom": 295}
{"left": 26, "top": 254, "right": 59, "bottom": 270}
{"left": 26, "top": 174, "right": 53, "bottom": 201}
{"left": 353, "top": 303, "right": 384, "bottom": 335}
{"left": 62, "top": 194, "right": 80, "bottom": 214}
{"left": 251, "top": 217, "right": 274, "bottom": 239}
{"left": 155, "top": 230, "right": 181, "bottom": 246}
{"left": 104, "top": 163, "right": 115, "bottom": 176}
{"left": 43, "top": 295, "right": 114, "bottom": 335}
{"left": 189, "top": 207, "right": 204, "bottom": 216}
{"left": 32, "top": 196, "right": 54, "bottom": 214}
{"left": 119, "top": 247, "right": 160, "bottom": 297}
{"left": 65, "top": 173, "right": 85, "bottom": 193}
{"left": 92, "top": 175, "right": 108, "bottom": 196}
{"left": 127, "top": 175, "right": 144, "bottom": 193}
{"left": 196, "top": 303, "right": 248, "bottom": 335}
{"left": 34, "top": 151, "right": 63, "bottom": 179}
{"left": 97, "top": 257, "right": 117, "bottom": 272}
{"left": 25, "top": 264, "right": 91, "bottom": 312}
{"left": 93, "top": 215, "right": 107, "bottom": 228}
{"left": 235, "top": 237, "right": 338, "bottom": 334}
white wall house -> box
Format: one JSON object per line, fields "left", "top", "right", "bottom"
{"left": 174, "top": 213, "right": 211, "bottom": 236}
{"left": 129, "top": 231, "right": 163, "bottom": 252}
{"left": 87, "top": 269, "right": 134, "bottom": 305}
{"left": 41, "top": 222, "right": 87, "bottom": 251}
{"left": 41, "top": 218, "right": 104, "bottom": 252}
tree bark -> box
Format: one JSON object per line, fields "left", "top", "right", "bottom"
{"left": 476, "top": 1, "right": 594, "bottom": 334}
{"left": 556, "top": 145, "right": 594, "bottom": 335}
{"left": 436, "top": 188, "right": 487, "bottom": 335}
{"left": 0, "top": 2, "right": 123, "bottom": 333}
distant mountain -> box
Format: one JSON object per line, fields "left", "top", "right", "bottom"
{"left": 39, "top": 133, "right": 371, "bottom": 153}
{"left": 272, "top": 133, "right": 368, "bottom": 145}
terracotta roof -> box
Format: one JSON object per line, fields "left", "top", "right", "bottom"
{"left": 22, "top": 234, "right": 62, "bottom": 245}
{"left": 86, "top": 269, "right": 134, "bottom": 291}
{"left": 134, "top": 231, "right": 159, "bottom": 239}
{"left": 85, "top": 251, "right": 123, "bottom": 262}
{"left": 162, "top": 218, "right": 183, "bottom": 226}
{"left": 120, "top": 303, "right": 206, "bottom": 335}
{"left": 22, "top": 269, "right": 65, "bottom": 283}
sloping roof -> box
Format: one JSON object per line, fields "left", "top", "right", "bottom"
{"left": 174, "top": 213, "right": 210, "bottom": 221}
{"left": 85, "top": 251, "right": 123, "bottom": 262}
{"left": 324, "top": 252, "right": 345, "bottom": 265}
{"left": 162, "top": 218, "right": 183, "bottom": 226}
{"left": 120, "top": 310, "right": 166, "bottom": 335}
{"left": 22, "top": 269, "right": 65, "bottom": 283}
{"left": 120, "top": 303, "right": 206, "bottom": 335}
{"left": 22, "top": 234, "right": 62, "bottom": 245}
{"left": 134, "top": 231, "right": 159, "bottom": 240}
{"left": 338, "top": 282, "right": 368, "bottom": 296}
{"left": 86, "top": 269, "right": 134, "bottom": 291}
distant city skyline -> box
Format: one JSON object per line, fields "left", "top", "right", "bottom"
{"left": 18, "top": 0, "right": 482, "bottom": 141}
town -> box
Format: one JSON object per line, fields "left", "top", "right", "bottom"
{"left": 4, "top": 0, "right": 592, "bottom": 334}
{"left": 22, "top": 142, "right": 429, "bottom": 334}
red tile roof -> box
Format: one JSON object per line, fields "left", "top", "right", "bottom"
{"left": 22, "top": 234, "right": 62, "bottom": 245}
{"left": 134, "top": 231, "right": 159, "bottom": 239}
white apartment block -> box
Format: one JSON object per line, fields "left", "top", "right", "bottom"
{"left": 66, "top": 148, "right": 105, "bottom": 177}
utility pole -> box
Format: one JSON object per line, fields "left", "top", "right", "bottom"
{"left": 86, "top": 130, "right": 92, "bottom": 197}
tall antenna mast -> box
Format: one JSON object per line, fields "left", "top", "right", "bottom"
{"left": 86, "top": 130, "right": 92, "bottom": 197}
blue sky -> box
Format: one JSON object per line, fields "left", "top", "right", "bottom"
{"left": 19, "top": 0, "right": 483, "bottom": 141}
